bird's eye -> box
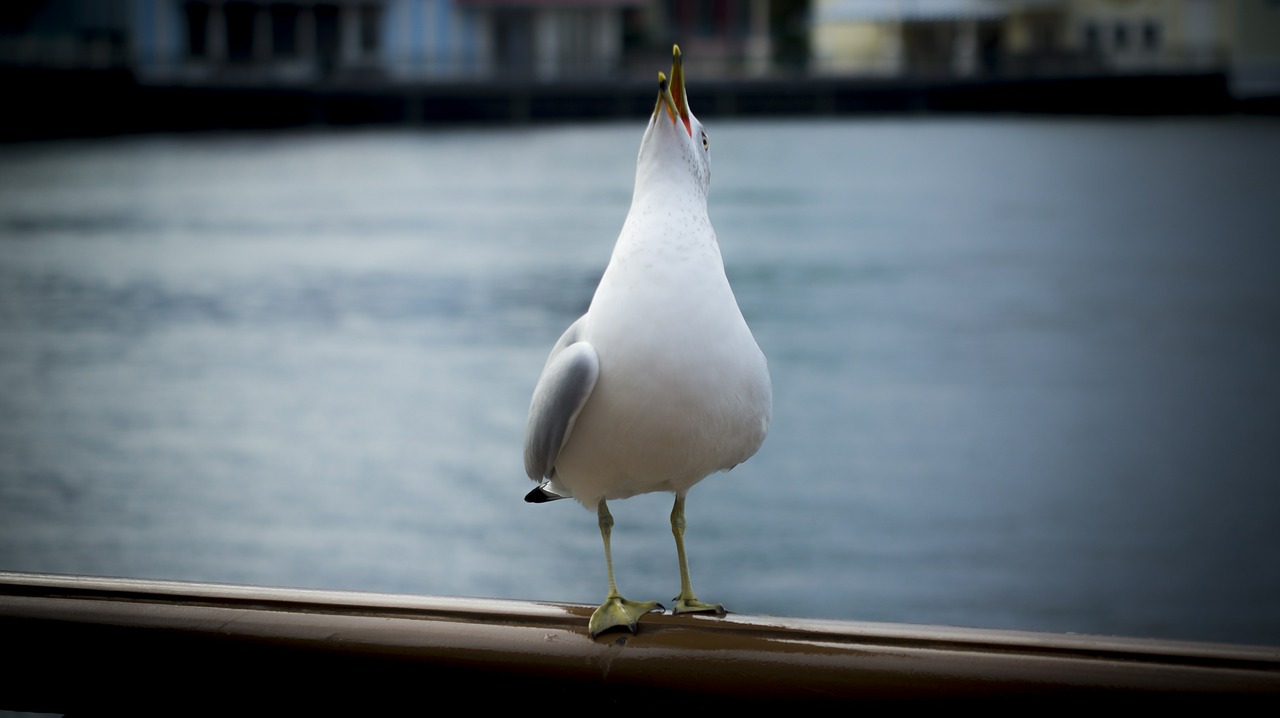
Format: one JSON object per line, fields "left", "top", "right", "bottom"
{"left": 701, "top": 132, "right": 709, "bottom": 151}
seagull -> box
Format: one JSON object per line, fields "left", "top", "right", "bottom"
{"left": 523, "top": 45, "right": 771, "bottom": 638}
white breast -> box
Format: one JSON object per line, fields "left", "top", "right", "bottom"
{"left": 551, "top": 203, "right": 772, "bottom": 506}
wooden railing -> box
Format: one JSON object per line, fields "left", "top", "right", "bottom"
{"left": 2, "top": 571, "right": 1277, "bottom": 712}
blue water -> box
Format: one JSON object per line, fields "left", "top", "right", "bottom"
{"left": 1, "top": 117, "right": 1278, "bottom": 646}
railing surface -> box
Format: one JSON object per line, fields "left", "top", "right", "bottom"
{"left": 2, "top": 571, "right": 1278, "bottom": 712}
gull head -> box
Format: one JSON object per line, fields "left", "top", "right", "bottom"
{"left": 637, "top": 45, "right": 711, "bottom": 201}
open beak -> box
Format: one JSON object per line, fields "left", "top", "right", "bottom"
{"left": 656, "top": 72, "right": 680, "bottom": 129}
{"left": 653, "top": 45, "right": 692, "bottom": 137}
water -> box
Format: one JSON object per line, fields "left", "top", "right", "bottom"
{"left": 1, "top": 117, "right": 1278, "bottom": 646}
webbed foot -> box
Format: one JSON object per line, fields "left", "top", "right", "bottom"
{"left": 671, "top": 596, "right": 726, "bottom": 615}
{"left": 589, "top": 596, "right": 664, "bottom": 638}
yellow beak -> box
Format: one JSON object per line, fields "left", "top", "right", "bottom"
{"left": 670, "top": 45, "right": 691, "bottom": 137}
{"left": 653, "top": 45, "right": 692, "bottom": 137}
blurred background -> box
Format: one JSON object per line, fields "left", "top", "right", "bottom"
{"left": 1, "top": 1, "right": 1279, "bottom": 648}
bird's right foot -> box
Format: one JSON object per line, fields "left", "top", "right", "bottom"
{"left": 671, "top": 596, "right": 726, "bottom": 615}
{"left": 588, "top": 596, "right": 663, "bottom": 638}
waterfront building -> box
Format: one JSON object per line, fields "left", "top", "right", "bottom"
{"left": 1068, "top": 0, "right": 1279, "bottom": 97}
{"left": 1, "top": 1, "right": 795, "bottom": 83}
{"left": 809, "top": 0, "right": 1280, "bottom": 96}
{"left": 641, "top": 0, "right": 775, "bottom": 77}
{"left": 130, "top": 0, "right": 647, "bottom": 82}
{"left": 810, "top": 0, "right": 1014, "bottom": 77}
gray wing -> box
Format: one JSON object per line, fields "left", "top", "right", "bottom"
{"left": 523, "top": 316, "right": 599, "bottom": 484}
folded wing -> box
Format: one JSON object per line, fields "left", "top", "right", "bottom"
{"left": 523, "top": 316, "right": 599, "bottom": 490}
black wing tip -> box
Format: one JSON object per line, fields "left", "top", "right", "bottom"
{"left": 525, "top": 485, "right": 561, "bottom": 503}
{"left": 524, "top": 483, "right": 555, "bottom": 501}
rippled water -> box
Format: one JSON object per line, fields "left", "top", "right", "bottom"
{"left": 2, "top": 117, "right": 1278, "bottom": 645}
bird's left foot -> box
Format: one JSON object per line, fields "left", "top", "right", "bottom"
{"left": 589, "top": 596, "right": 664, "bottom": 638}
{"left": 671, "top": 596, "right": 726, "bottom": 615}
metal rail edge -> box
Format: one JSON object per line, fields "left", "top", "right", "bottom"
{"left": 2, "top": 571, "right": 1277, "bottom": 712}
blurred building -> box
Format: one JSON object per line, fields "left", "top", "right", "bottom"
{"left": 0, "top": 1, "right": 814, "bottom": 83}
{"left": 1231, "top": 0, "right": 1280, "bottom": 97}
{"left": 0, "top": 0, "right": 653, "bottom": 82}
{"left": 1071, "top": 0, "right": 1224, "bottom": 72}
{"left": 810, "top": 0, "right": 1280, "bottom": 96}
{"left": 456, "top": 0, "right": 643, "bottom": 80}
{"left": 1070, "top": 0, "right": 1280, "bottom": 97}
{"left": 811, "top": 0, "right": 1007, "bottom": 76}
{"left": 134, "top": 0, "right": 651, "bottom": 82}
{"left": 0, "top": 0, "right": 132, "bottom": 69}
{"left": 2, "top": 0, "right": 1274, "bottom": 109}
{"left": 639, "top": 0, "right": 775, "bottom": 77}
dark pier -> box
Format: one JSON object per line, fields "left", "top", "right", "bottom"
{"left": 2, "top": 67, "right": 1244, "bottom": 141}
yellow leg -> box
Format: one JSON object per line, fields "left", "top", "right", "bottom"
{"left": 588, "top": 500, "right": 662, "bottom": 638}
{"left": 670, "top": 493, "right": 725, "bottom": 615}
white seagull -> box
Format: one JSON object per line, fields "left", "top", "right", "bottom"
{"left": 524, "top": 46, "right": 771, "bottom": 638}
